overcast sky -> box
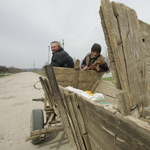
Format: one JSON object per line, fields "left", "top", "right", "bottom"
{"left": 1, "top": 0, "right": 150, "bottom": 69}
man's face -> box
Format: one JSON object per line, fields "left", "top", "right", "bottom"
{"left": 51, "top": 43, "right": 59, "bottom": 53}
{"left": 92, "top": 51, "right": 100, "bottom": 58}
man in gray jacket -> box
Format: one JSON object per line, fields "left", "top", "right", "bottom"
{"left": 50, "top": 41, "right": 74, "bottom": 68}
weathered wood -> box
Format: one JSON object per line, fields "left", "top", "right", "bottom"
{"left": 39, "top": 77, "right": 53, "bottom": 108}
{"left": 71, "top": 93, "right": 92, "bottom": 150}
{"left": 88, "top": 134, "right": 103, "bottom": 150}
{"left": 100, "top": 0, "right": 149, "bottom": 116}
{"left": 139, "top": 20, "right": 150, "bottom": 96}
{"left": 71, "top": 93, "right": 86, "bottom": 134}
{"left": 64, "top": 92, "right": 86, "bottom": 150}
{"left": 99, "top": 5, "right": 121, "bottom": 90}
{"left": 32, "top": 98, "right": 44, "bottom": 102}
{"left": 78, "top": 70, "right": 101, "bottom": 83}
{"left": 143, "top": 106, "right": 150, "bottom": 118}
{"left": 72, "top": 59, "right": 80, "bottom": 88}
{"left": 116, "top": 90, "right": 130, "bottom": 115}
{"left": 45, "top": 113, "right": 55, "bottom": 127}
{"left": 77, "top": 93, "right": 150, "bottom": 150}
{"left": 60, "top": 88, "right": 80, "bottom": 149}
{"left": 43, "top": 64, "right": 77, "bottom": 148}
{"left": 53, "top": 66, "right": 102, "bottom": 90}
{"left": 82, "top": 134, "right": 92, "bottom": 150}
{"left": 26, "top": 125, "right": 64, "bottom": 141}
{"left": 112, "top": 1, "right": 148, "bottom": 110}
{"left": 87, "top": 72, "right": 104, "bottom": 91}
{"left": 59, "top": 89, "right": 80, "bottom": 150}
{"left": 91, "top": 79, "right": 99, "bottom": 93}
{"left": 31, "top": 125, "right": 64, "bottom": 136}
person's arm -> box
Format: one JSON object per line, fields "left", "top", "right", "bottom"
{"left": 99, "top": 63, "right": 109, "bottom": 72}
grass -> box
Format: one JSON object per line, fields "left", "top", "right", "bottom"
{"left": 101, "top": 77, "right": 114, "bottom": 84}
{"left": 34, "top": 70, "right": 45, "bottom": 76}
{"left": 0, "top": 73, "right": 12, "bottom": 78}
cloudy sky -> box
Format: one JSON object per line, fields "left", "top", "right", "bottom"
{"left": 1, "top": 0, "right": 150, "bottom": 69}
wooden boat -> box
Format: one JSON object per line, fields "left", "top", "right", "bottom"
{"left": 26, "top": 0, "right": 150, "bottom": 149}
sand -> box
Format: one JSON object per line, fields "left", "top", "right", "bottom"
{"left": 0, "top": 72, "right": 75, "bottom": 150}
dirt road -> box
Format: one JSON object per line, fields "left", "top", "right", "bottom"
{"left": 0, "top": 72, "right": 75, "bottom": 150}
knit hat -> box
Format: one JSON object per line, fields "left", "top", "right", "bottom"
{"left": 91, "top": 43, "right": 101, "bottom": 53}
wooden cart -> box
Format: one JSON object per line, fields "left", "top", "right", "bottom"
{"left": 26, "top": 0, "right": 150, "bottom": 149}
{"left": 26, "top": 60, "right": 106, "bottom": 147}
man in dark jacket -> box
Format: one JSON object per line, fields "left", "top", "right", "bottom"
{"left": 50, "top": 41, "right": 74, "bottom": 68}
{"left": 81, "top": 43, "right": 109, "bottom": 72}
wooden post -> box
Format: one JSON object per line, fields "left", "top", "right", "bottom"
{"left": 72, "top": 59, "right": 80, "bottom": 88}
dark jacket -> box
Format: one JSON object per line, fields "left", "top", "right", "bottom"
{"left": 51, "top": 48, "right": 74, "bottom": 68}
{"left": 81, "top": 53, "right": 109, "bottom": 72}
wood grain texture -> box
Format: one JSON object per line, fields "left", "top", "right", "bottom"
{"left": 77, "top": 94, "right": 150, "bottom": 150}
{"left": 100, "top": 0, "right": 149, "bottom": 116}
{"left": 43, "top": 64, "right": 77, "bottom": 148}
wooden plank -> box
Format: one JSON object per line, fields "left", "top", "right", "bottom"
{"left": 77, "top": 83, "right": 93, "bottom": 91}
{"left": 39, "top": 77, "right": 53, "bottom": 108}
{"left": 91, "top": 79, "right": 100, "bottom": 93}
{"left": 44, "top": 78, "right": 55, "bottom": 106}
{"left": 100, "top": 0, "right": 130, "bottom": 112}
{"left": 53, "top": 67, "right": 74, "bottom": 74}
{"left": 64, "top": 92, "right": 86, "bottom": 150}
{"left": 88, "top": 134, "right": 103, "bottom": 150}
{"left": 87, "top": 72, "right": 104, "bottom": 91}
{"left": 32, "top": 98, "right": 44, "bottom": 102}
{"left": 77, "top": 94, "right": 150, "bottom": 150}
{"left": 45, "top": 113, "right": 55, "bottom": 127}
{"left": 139, "top": 20, "right": 150, "bottom": 92}
{"left": 71, "top": 93, "right": 92, "bottom": 150}
{"left": 78, "top": 70, "right": 100, "bottom": 83}
{"left": 26, "top": 125, "right": 64, "bottom": 141}
{"left": 57, "top": 81, "right": 72, "bottom": 87}
{"left": 43, "top": 64, "right": 77, "bottom": 148}
{"left": 55, "top": 73, "right": 73, "bottom": 82}
{"left": 116, "top": 90, "right": 130, "bottom": 115}
{"left": 99, "top": 5, "right": 121, "bottom": 90}
{"left": 112, "top": 2, "right": 149, "bottom": 110}
{"left": 58, "top": 86, "right": 80, "bottom": 149}
{"left": 60, "top": 86, "right": 90, "bottom": 149}
{"left": 100, "top": 0, "right": 150, "bottom": 116}
{"left": 143, "top": 106, "right": 150, "bottom": 118}
{"left": 31, "top": 125, "right": 64, "bottom": 136}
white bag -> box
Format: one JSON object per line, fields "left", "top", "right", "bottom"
{"left": 90, "top": 93, "right": 105, "bottom": 102}
{"left": 66, "top": 86, "right": 104, "bottom": 102}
